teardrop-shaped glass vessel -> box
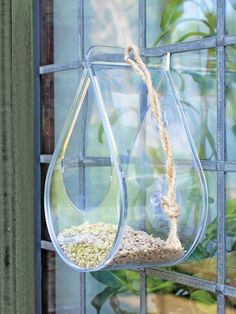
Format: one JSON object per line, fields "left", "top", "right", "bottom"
{"left": 44, "top": 51, "right": 128, "bottom": 271}
{"left": 44, "top": 46, "right": 208, "bottom": 271}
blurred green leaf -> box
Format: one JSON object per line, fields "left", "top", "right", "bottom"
{"left": 92, "top": 286, "right": 120, "bottom": 314}
{"left": 208, "top": 196, "right": 214, "bottom": 204}
{"left": 189, "top": 245, "right": 211, "bottom": 261}
{"left": 177, "top": 18, "right": 215, "bottom": 33}
{"left": 177, "top": 31, "right": 208, "bottom": 42}
{"left": 226, "top": 199, "right": 236, "bottom": 237}
{"left": 110, "top": 294, "right": 137, "bottom": 314}
{"left": 125, "top": 271, "right": 140, "bottom": 293}
{"left": 205, "top": 11, "right": 216, "bottom": 31}
{"left": 160, "top": 0, "right": 184, "bottom": 30}
{"left": 147, "top": 281, "right": 174, "bottom": 293}
{"left": 98, "top": 124, "right": 104, "bottom": 144}
{"left": 231, "top": 241, "right": 236, "bottom": 251}
{"left": 152, "top": 28, "right": 172, "bottom": 47}
{"left": 190, "top": 290, "right": 216, "bottom": 305}
{"left": 91, "top": 271, "right": 126, "bottom": 289}
{"left": 190, "top": 72, "right": 216, "bottom": 95}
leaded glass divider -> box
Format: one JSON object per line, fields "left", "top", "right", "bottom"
{"left": 37, "top": 0, "right": 236, "bottom": 313}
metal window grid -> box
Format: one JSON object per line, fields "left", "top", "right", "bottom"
{"left": 35, "top": 1, "right": 236, "bottom": 313}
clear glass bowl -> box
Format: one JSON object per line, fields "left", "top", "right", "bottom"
{"left": 44, "top": 46, "right": 208, "bottom": 272}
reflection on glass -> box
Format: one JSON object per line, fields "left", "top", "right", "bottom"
{"left": 84, "top": 0, "right": 138, "bottom": 52}
{"left": 146, "top": 277, "right": 217, "bottom": 314}
{"left": 171, "top": 49, "right": 217, "bottom": 161}
{"left": 40, "top": 0, "right": 80, "bottom": 65}
{"left": 41, "top": 69, "right": 82, "bottom": 154}
{"left": 173, "top": 171, "right": 217, "bottom": 281}
{"left": 226, "top": 0, "right": 236, "bottom": 35}
{"left": 86, "top": 271, "right": 140, "bottom": 314}
{"left": 226, "top": 297, "right": 236, "bottom": 314}
{"left": 226, "top": 173, "right": 236, "bottom": 287}
{"left": 226, "top": 46, "right": 236, "bottom": 161}
{"left": 146, "top": 0, "right": 216, "bottom": 47}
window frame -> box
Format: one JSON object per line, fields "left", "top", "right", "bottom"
{"left": 36, "top": 1, "right": 236, "bottom": 313}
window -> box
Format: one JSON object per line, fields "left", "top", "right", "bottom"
{"left": 38, "top": 1, "right": 236, "bottom": 313}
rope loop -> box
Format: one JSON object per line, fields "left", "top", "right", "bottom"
{"left": 125, "top": 44, "right": 182, "bottom": 249}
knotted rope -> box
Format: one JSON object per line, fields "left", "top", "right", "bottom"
{"left": 124, "top": 45, "right": 182, "bottom": 250}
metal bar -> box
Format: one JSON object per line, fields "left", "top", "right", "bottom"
{"left": 40, "top": 155, "right": 236, "bottom": 172}
{"left": 39, "top": 61, "right": 82, "bottom": 74}
{"left": 225, "top": 162, "right": 236, "bottom": 171}
{"left": 146, "top": 269, "right": 216, "bottom": 293}
{"left": 77, "top": 0, "right": 87, "bottom": 211}
{"left": 41, "top": 240, "right": 55, "bottom": 251}
{"left": 217, "top": 1, "right": 226, "bottom": 313}
{"left": 38, "top": 33, "right": 236, "bottom": 75}
{"left": 143, "top": 37, "right": 217, "bottom": 57}
{"left": 140, "top": 270, "right": 147, "bottom": 314}
{"left": 78, "top": 2, "right": 87, "bottom": 314}
{"left": 224, "top": 35, "right": 236, "bottom": 46}
{"left": 78, "top": 0, "right": 84, "bottom": 60}
{"left": 40, "top": 154, "right": 52, "bottom": 163}
{"left": 80, "top": 273, "right": 86, "bottom": 314}
{"left": 138, "top": 0, "right": 148, "bottom": 233}
{"left": 38, "top": 56, "right": 200, "bottom": 75}
{"left": 225, "top": 285, "right": 236, "bottom": 298}
{"left": 217, "top": 294, "right": 225, "bottom": 314}
{"left": 34, "top": 0, "right": 42, "bottom": 313}
{"left": 139, "top": 0, "right": 146, "bottom": 49}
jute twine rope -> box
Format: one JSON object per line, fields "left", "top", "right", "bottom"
{"left": 124, "top": 45, "right": 182, "bottom": 249}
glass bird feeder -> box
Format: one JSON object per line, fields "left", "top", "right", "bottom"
{"left": 44, "top": 46, "right": 208, "bottom": 272}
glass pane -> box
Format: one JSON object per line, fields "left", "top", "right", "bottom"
{"left": 226, "top": 297, "right": 236, "bottom": 313}
{"left": 86, "top": 270, "right": 140, "bottom": 314}
{"left": 40, "top": 0, "right": 80, "bottom": 65}
{"left": 55, "top": 256, "right": 80, "bottom": 313}
{"left": 41, "top": 69, "right": 82, "bottom": 154}
{"left": 226, "top": 46, "right": 236, "bottom": 161}
{"left": 173, "top": 171, "right": 217, "bottom": 281}
{"left": 84, "top": 86, "right": 140, "bottom": 158}
{"left": 171, "top": 49, "right": 217, "bottom": 160}
{"left": 226, "top": 173, "right": 236, "bottom": 286}
{"left": 146, "top": 276, "right": 217, "bottom": 314}
{"left": 146, "top": 0, "right": 216, "bottom": 48}
{"left": 84, "top": 0, "right": 138, "bottom": 53}
{"left": 226, "top": 0, "right": 236, "bottom": 35}
{"left": 42, "top": 251, "right": 80, "bottom": 313}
